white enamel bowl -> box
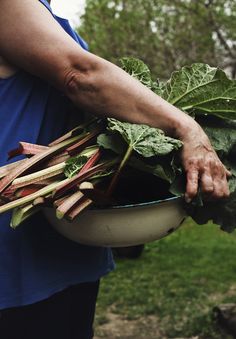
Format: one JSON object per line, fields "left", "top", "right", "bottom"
{"left": 44, "top": 197, "right": 186, "bottom": 247}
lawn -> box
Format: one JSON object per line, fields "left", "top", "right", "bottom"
{"left": 95, "top": 218, "right": 236, "bottom": 338}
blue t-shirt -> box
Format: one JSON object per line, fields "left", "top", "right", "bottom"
{"left": 0, "top": 0, "right": 114, "bottom": 310}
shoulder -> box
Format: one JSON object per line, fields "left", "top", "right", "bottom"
{"left": 0, "top": 56, "right": 18, "bottom": 79}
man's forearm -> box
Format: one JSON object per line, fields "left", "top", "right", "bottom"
{"left": 63, "top": 53, "right": 197, "bottom": 139}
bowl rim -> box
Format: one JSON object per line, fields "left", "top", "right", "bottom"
{"left": 92, "top": 196, "right": 183, "bottom": 211}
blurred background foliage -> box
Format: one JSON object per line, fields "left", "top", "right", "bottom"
{"left": 76, "top": 2, "right": 236, "bottom": 337}
{"left": 78, "top": 0, "right": 236, "bottom": 80}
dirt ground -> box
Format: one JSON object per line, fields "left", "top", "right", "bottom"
{"left": 94, "top": 311, "right": 165, "bottom": 338}
{"left": 94, "top": 312, "right": 203, "bottom": 338}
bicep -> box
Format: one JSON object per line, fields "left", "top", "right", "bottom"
{"left": 0, "top": 0, "right": 87, "bottom": 88}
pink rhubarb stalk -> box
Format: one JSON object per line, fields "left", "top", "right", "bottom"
{"left": 0, "top": 135, "right": 82, "bottom": 194}
{"left": 8, "top": 142, "right": 49, "bottom": 159}
{"left": 66, "top": 197, "right": 93, "bottom": 221}
{"left": 48, "top": 117, "right": 99, "bottom": 146}
{"left": 56, "top": 190, "right": 84, "bottom": 219}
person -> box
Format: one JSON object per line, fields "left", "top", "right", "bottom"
{"left": 0, "top": 1, "right": 230, "bottom": 338}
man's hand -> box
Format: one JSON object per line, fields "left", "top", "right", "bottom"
{"left": 180, "top": 123, "right": 231, "bottom": 202}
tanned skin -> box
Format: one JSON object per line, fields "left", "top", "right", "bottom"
{"left": 0, "top": 0, "right": 230, "bottom": 202}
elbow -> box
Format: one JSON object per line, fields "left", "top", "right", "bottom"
{"left": 59, "top": 53, "right": 112, "bottom": 114}
{"left": 62, "top": 59, "right": 100, "bottom": 102}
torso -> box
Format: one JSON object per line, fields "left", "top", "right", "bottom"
{"left": 0, "top": 0, "right": 113, "bottom": 311}
{"left": 0, "top": 56, "right": 17, "bottom": 78}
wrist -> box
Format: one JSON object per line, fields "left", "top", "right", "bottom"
{"left": 173, "top": 114, "right": 201, "bottom": 141}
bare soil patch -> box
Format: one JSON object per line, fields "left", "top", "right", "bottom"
{"left": 94, "top": 310, "right": 166, "bottom": 339}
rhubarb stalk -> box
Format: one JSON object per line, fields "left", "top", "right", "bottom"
{"left": 48, "top": 117, "right": 100, "bottom": 146}
{"left": 0, "top": 180, "right": 70, "bottom": 213}
{"left": 10, "top": 204, "right": 40, "bottom": 229}
{"left": 52, "top": 159, "right": 117, "bottom": 199}
{"left": 56, "top": 190, "right": 84, "bottom": 219}
{"left": 66, "top": 197, "right": 93, "bottom": 221}
{"left": 106, "top": 145, "right": 133, "bottom": 196}
{"left": 0, "top": 135, "right": 83, "bottom": 194}
{"left": 8, "top": 142, "right": 49, "bottom": 160}
{"left": 11, "top": 162, "right": 66, "bottom": 189}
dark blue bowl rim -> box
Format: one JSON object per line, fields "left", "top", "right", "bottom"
{"left": 94, "top": 196, "right": 183, "bottom": 210}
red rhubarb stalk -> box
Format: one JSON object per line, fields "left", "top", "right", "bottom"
{"left": 53, "top": 194, "right": 71, "bottom": 208}
{"left": 15, "top": 185, "right": 44, "bottom": 198}
{"left": 48, "top": 117, "right": 99, "bottom": 146}
{"left": 0, "top": 180, "right": 70, "bottom": 214}
{"left": 0, "top": 159, "right": 28, "bottom": 179}
{"left": 106, "top": 145, "right": 133, "bottom": 196}
{"left": 79, "top": 149, "right": 101, "bottom": 174}
{"left": 0, "top": 135, "right": 82, "bottom": 194}
{"left": 56, "top": 190, "right": 84, "bottom": 219}
{"left": 8, "top": 142, "right": 49, "bottom": 159}
{"left": 66, "top": 126, "right": 103, "bottom": 156}
{"left": 79, "top": 182, "right": 113, "bottom": 206}
{"left": 66, "top": 196, "right": 93, "bottom": 221}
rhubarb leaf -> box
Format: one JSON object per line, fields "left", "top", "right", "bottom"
{"left": 159, "top": 63, "right": 236, "bottom": 120}
{"left": 198, "top": 117, "right": 236, "bottom": 158}
{"left": 120, "top": 57, "right": 158, "bottom": 91}
{"left": 97, "top": 133, "right": 126, "bottom": 155}
{"left": 64, "top": 146, "right": 100, "bottom": 179}
{"left": 129, "top": 156, "right": 177, "bottom": 183}
{"left": 97, "top": 128, "right": 180, "bottom": 182}
{"left": 185, "top": 188, "right": 236, "bottom": 233}
{"left": 120, "top": 58, "right": 162, "bottom": 95}
{"left": 169, "top": 154, "right": 236, "bottom": 232}
{"left": 64, "top": 155, "right": 88, "bottom": 179}
{"left": 91, "top": 168, "right": 115, "bottom": 180}
{"left": 106, "top": 118, "right": 182, "bottom": 157}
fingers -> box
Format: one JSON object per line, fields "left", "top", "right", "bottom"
{"left": 185, "top": 158, "right": 230, "bottom": 203}
{"left": 210, "top": 166, "right": 230, "bottom": 199}
{"left": 185, "top": 168, "right": 199, "bottom": 202}
{"left": 200, "top": 170, "right": 214, "bottom": 194}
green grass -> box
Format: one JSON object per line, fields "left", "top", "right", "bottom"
{"left": 96, "top": 218, "right": 236, "bottom": 338}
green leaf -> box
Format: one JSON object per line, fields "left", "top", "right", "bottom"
{"left": 171, "top": 159, "right": 236, "bottom": 232}
{"left": 98, "top": 129, "right": 179, "bottom": 183}
{"left": 160, "top": 63, "right": 236, "bottom": 120}
{"left": 120, "top": 57, "right": 159, "bottom": 91}
{"left": 199, "top": 117, "right": 236, "bottom": 158}
{"left": 169, "top": 173, "right": 185, "bottom": 198}
{"left": 97, "top": 133, "right": 126, "bottom": 155}
{"left": 107, "top": 118, "right": 183, "bottom": 157}
{"left": 129, "top": 156, "right": 176, "bottom": 183}
{"left": 64, "top": 155, "right": 88, "bottom": 179}
{"left": 90, "top": 168, "right": 115, "bottom": 180}
{"left": 64, "top": 147, "right": 99, "bottom": 179}
{"left": 120, "top": 57, "right": 151, "bottom": 87}
{"left": 185, "top": 189, "right": 236, "bottom": 233}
